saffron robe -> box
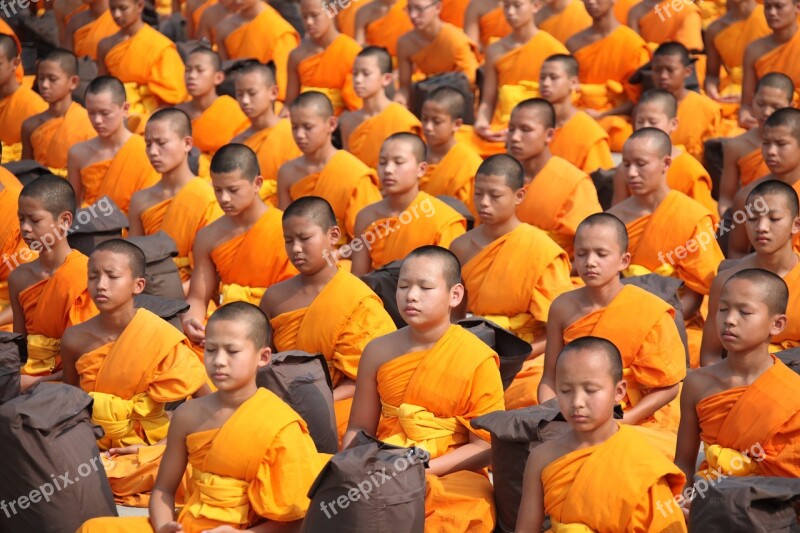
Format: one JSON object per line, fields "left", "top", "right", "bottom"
{"left": 550, "top": 110, "right": 613, "bottom": 173}
{"left": 420, "top": 142, "right": 482, "bottom": 216}
{"left": 191, "top": 95, "right": 250, "bottom": 156}
{"left": 539, "top": 0, "right": 592, "bottom": 44}
{"left": 30, "top": 102, "right": 95, "bottom": 172}
{"left": 737, "top": 147, "right": 770, "bottom": 187}
{"left": 0, "top": 85, "right": 47, "bottom": 164}
{"left": 348, "top": 103, "right": 422, "bottom": 169}
{"left": 714, "top": 5, "right": 770, "bottom": 98}
{"left": 668, "top": 148, "right": 718, "bottom": 219}
{"left": 73, "top": 10, "right": 118, "bottom": 60}
{"left": 241, "top": 119, "right": 301, "bottom": 206}
{"left": 0, "top": 183, "right": 29, "bottom": 311}
{"left": 674, "top": 90, "right": 721, "bottom": 162}
{"left": 637, "top": 0, "right": 703, "bottom": 51}
{"left": 769, "top": 263, "right": 800, "bottom": 351}
{"left": 336, "top": 0, "right": 368, "bottom": 38}
{"left": 365, "top": 0, "right": 413, "bottom": 58}
{"left": 440, "top": 0, "right": 470, "bottom": 28}
{"left": 754, "top": 29, "right": 800, "bottom": 97}
{"left": 478, "top": 6, "right": 511, "bottom": 47}
{"left": 409, "top": 22, "right": 480, "bottom": 85}
{"left": 297, "top": 33, "right": 362, "bottom": 114}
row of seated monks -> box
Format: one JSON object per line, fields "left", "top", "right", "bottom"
{"left": 1, "top": 0, "right": 800, "bottom": 528}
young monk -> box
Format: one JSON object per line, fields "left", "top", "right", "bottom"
{"left": 10, "top": 176, "right": 98, "bottom": 390}
{"left": 0, "top": 173, "right": 31, "bottom": 330}
{"left": 701, "top": 181, "right": 800, "bottom": 365}
{"left": 464, "top": 0, "right": 511, "bottom": 50}
{"left": 450, "top": 154, "right": 574, "bottom": 409}
{"left": 0, "top": 35, "right": 46, "bottom": 164}
{"left": 627, "top": 0, "right": 703, "bottom": 52}
{"left": 261, "top": 196, "right": 396, "bottom": 441}
{"left": 68, "top": 0, "right": 118, "bottom": 60}
{"left": 651, "top": 42, "right": 722, "bottom": 162}
{"left": 181, "top": 144, "right": 297, "bottom": 346}
{"left": 128, "top": 108, "right": 221, "bottom": 287}
{"left": 345, "top": 245, "right": 505, "bottom": 532}
{"left": 539, "top": 213, "right": 687, "bottom": 434}
{"left": 21, "top": 49, "right": 95, "bottom": 175}
{"left": 539, "top": 54, "right": 613, "bottom": 174}
{"left": 720, "top": 73, "right": 793, "bottom": 216}
{"left": 350, "top": 133, "right": 467, "bottom": 275}
{"left": 507, "top": 98, "right": 601, "bottom": 257}
{"left": 78, "top": 302, "right": 322, "bottom": 532}
{"left": 231, "top": 60, "right": 301, "bottom": 206}
{"left": 61, "top": 240, "right": 208, "bottom": 506}
{"left": 677, "top": 269, "right": 800, "bottom": 489}
{"left": 536, "top": 0, "right": 591, "bottom": 44}
{"left": 354, "top": 0, "right": 414, "bottom": 61}
{"left": 340, "top": 46, "right": 421, "bottom": 169}
{"left": 518, "top": 336, "right": 687, "bottom": 533}
{"left": 67, "top": 76, "right": 158, "bottom": 213}
{"left": 395, "top": 0, "right": 479, "bottom": 106}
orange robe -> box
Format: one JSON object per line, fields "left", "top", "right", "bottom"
{"left": 543, "top": 425, "right": 687, "bottom": 532}
{"left": 76, "top": 309, "right": 207, "bottom": 506}
{"left": 288, "top": 150, "right": 382, "bottom": 242}
{"left": 478, "top": 6, "right": 511, "bottom": 48}
{"left": 348, "top": 103, "right": 421, "bottom": 169}
{"left": 697, "top": 357, "right": 800, "bottom": 478}
{"left": 420, "top": 142, "right": 482, "bottom": 216}
{"left": 539, "top": 0, "right": 592, "bottom": 44}
{"left": 463, "top": 224, "right": 574, "bottom": 409}
{"left": 73, "top": 10, "right": 118, "bottom": 60}
{"left": 770, "top": 262, "right": 800, "bottom": 351}
{"left": 365, "top": 0, "right": 413, "bottom": 58}
{"left": 0, "top": 85, "right": 47, "bottom": 164}
{"left": 754, "top": 29, "right": 800, "bottom": 95}
{"left": 210, "top": 207, "right": 297, "bottom": 306}
{"left": 0, "top": 19, "right": 24, "bottom": 84}
{"left": 271, "top": 267, "right": 396, "bottom": 439}
{"left": 297, "top": 34, "right": 362, "bottom": 115}
{"left": 336, "top": 0, "right": 367, "bottom": 37}
{"left": 141, "top": 178, "right": 222, "bottom": 282}
{"left": 563, "top": 285, "right": 687, "bottom": 431}
{"left": 738, "top": 147, "right": 769, "bottom": 187}
{"left": 78, "top": 388, "right": 321, "bottom": 533}
{"left": 223, "top": 5, "right": 300, "bottom": 102}
{"left": 192, "top": 96, "right": 250, "bottom": 177}
{"left": 440, "top": 0, "right": 470, "bottom": 28}
{"left": 377, "top": 325, "right": 505, "bottom": 533}
{"left": 714, "top": 5, "right": 770, "bottom": 98}
{"left": 550, "top": 110, "right": 613, "bottom": 173}
{"left": 365, "top": 191, "right": 467, "bottom": 269}
{"left": 516, "top": 155, "right": 602, "bottom": 257}
{"left": 81, "top": 134, "right": 159, "bottom": 212}
{"left": 668, "top": 148, "right": 718, "bottom": 219}
{"left": 409, "top": 22, "right": 480, "bottom": 85}
{"left": 674, "top": 90, "right": 721, "bottom": 162}
{"left": 191, "top": 0, "right": 216, "bottom": 31}
{"left": 19, "top": 250, "right": 98, "bottom": 376}
{"left": 241, "top": 119, "right": 301, "bottom": 206}
{"left": 0, "top": 182, "right": 30, "bottom": 313}
{"left": 30, "top": 102, "right": 96, "bottom": 173}
{"left": 638, "top": 0, "right": 703, "bottom": 51}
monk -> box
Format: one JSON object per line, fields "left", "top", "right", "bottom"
{"left": 354, "top": 0, "right": 414, "bottom": 59}
{"left": 67, "top": 76, "right": 158, "bottom": 213}
{"left": 464, "top": 0, "right": 511, "bottom": 49}
{"left": 507, "top": 98, "right": 601, "bottom": 257}
{"left": 195, "top": 0, "right": 236, "bottom": 45}
{"left": 79, "top": 302, "right": 322, "bottom": 531}
{"left": 176, "top": 47, "right": 250, "bottom": 178}
{"left": 0, "top": 35, "right": 46, "bottom": 164}
{"left": 56, "top": 0, "right": 90, "bottom": 48}
{"left": 128, "top": 108, "right": 221, "bottom": 287}
{"left": 677, "top": 269, "right": 800, "bottom": 493}
{"left": 395, "top": 0, "right": 479, "bottom": 106}
{"left": 339, "top": 46, "right": 422, "bottom": 169}
{"left": 9, "top": 176, "right": 98, "bottom": 390}
{"left": 0, "top": 172, "right": 31, "bottom": 330}
{"left": 61, "top": 240, "right": 208, "bottom": 506}
{"left": 539, "top": 54, "right": 613, "bottom": 174}
{"left": 567, "top": 0, "right": 651, "bottom": 151}
{"left": 450, "top": 154, "right": 574, "bottom": 409}
{"left": 21, "top": 49, "right": 95, "bottom": 175}
{"left": 741, "top": 0, "right": 800, "bottom": 129}
{"left": 345, "top": 245, "right": 505, "bottom": 532}
{"left": 612, "top": 88, "right": 718, "bottom": 218}
{"left": 181, "top": 144, "right": 297, "bottom": 347}
{"left": 231, "top": 60, "right": 301, "bottom": 206}
{"left": 261, "top": 196, "right": 395, "bottom": 441}
{"left": 518, "top": 336, "right": 687, "bottom": 532}
{"left": 536, "top": 0, "right": 591, "bottom": 44}
{"left": 628, "top": 0, "right": 703, "bottom": 51}
{"left": 350, "top": 133, "right": 467, "bottom": 274}
{"left": 68, "top": 0, "right": 119, "bottom": 60}
{"left": 720, "top": 73, "right": 792, "bottom": 216}
{"left": 651, "top": 42, "right": 722, "bottom": 162}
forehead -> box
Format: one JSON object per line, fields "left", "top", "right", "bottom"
{"left": 575, "top": 223, "right": 621, "bottom": 246}
{"left": 623, "top": 137, "right": 660, "bottom": 156}
{"left": 18, "top": 195, "right": 48, "bottom": 212}
{"left": 756, "top": 86, "right": 792, "bottom": 102}
{"left": 236, "top": 70, "right": 266, "bottom": 87}
{"left": 300, "top": 0, "right": 325, "bottom": 11}
{"left": 186, "top": 53, "right": 215, "bottom": 67}
{"left": 636, "top": 102, "right": 668, "bottom": 117}
{"left": 89, "top": 249, "right": 128, "bottom": 267}
{"left": 540, "top": 61, "right": 567, "bottom": 75}
{"left": 206, "top": 318, "right": 252, "bottom": 338}
{"left": 283, "top": 214, "right": 324, "bottom": 232}
{"left": 354, "top": 55, "right": 381, "bottom": 70}
{"left": 37, "top": 60, "right": 67, "bottom": 75}
{"left": 399, "top": 255, "right": 447, "bottom": 280}
{"left": 475, "top": 173, "right": 513, "bottom": 189}
{"left": 720, "top": 278, "right": 766, "bottom": 301}
{"left": 556, "top": 349, "right": 613, "bottom": 378}
{"left": 749, "top": 192, "right": 791, "bottom": 211}
{"left": 85, "top": 91, "right": 117, "bottom": 107}
{"left": 290, "top": 104, "right": 326, "bottom": 121}
{"left": 407, "top": 0, "right": 433, "bottom": 5}
{"left": 211, "top": 169, "right": 248, "bottom": 185}
{"left": 421, "top": 100, "right": 450, "bottom": 115}
{"left": 652, "top": 54, "right": 684, "bottom": 67}
{"left": 145, "top": 119, "right": 180, "bottom": 137}
{"left": 380, "top": 139, "right": 416, "bottom": 156}
{"left": 763, "top": 124, "right": 797, "bottom": 140}
{"left": 110, "top": 0, "right": 138, "bottom": 8}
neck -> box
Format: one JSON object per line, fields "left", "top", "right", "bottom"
{"left": 672, "top": 86, "right": 688, "bottom": 101}
{"left": 522, "top": 149, "right": 551, "bottom": 183}
{"left": 37, "top": 243, "right": 72, "bottom": 273}
{"left": 315, "top": 29, "right": 339, "bottom": 48}
{"left": 49, "top": 98, "right": 73, "bottom": 117}
{"left": 552, "top": 99, "right": 577, "bottom": 127}
{"left": 586, "top": 277, "right": 625, "bottom": 306}
{"left": 481, "top": 217, "right": 520, "bottom": 240}
{"left": 573, "top": 418, "right": 620, "bottom": 447}
{"left": 217, "top": 383, "right": 259, "bottom": 409}
{"left": 97, "top": 304, "right": 137, "bottom": 335}
{"left": 723, "top": 349, "right": 774, "bottom": 381}
{"left": 387, "top": 187, "right": 419, "bottom": 212}
{"left": 122, "top": 18, "right": 144, "bottom": 37}
{"left": 408, "top": 319, "right": 451, "bottom": 349}
{"left": 303, "top": 143, "right": 337, "bottom": 166}
{"left": 772, "top": 22, "right": 798, "bottom": 42}
{"left": 512, "top": 22, "right": 538, "bottom": 42}
{"left": 419, "top": 18, "right": 443, "bottom": 39}
{"left": 777, "top": 165, "right": 800, "bottom": 184}
{"left": 361, "top": 92, "right": 392, "bottom": 114}
{"left": 591, "top": 12, "right": 618, "bottom": 34}
{"left": 427, "top": 138, "right": 456, "bottom": 160}
{"left": 250, "top": 107, "right": 280, "bottom": 131}
{"left": 100, "top": 125, "right": 132, "bottom": 149}
{"left": 300, "top": 262, "right": 338, "bottom": 289}
{"left": 0, "top": 76, "right": 20, "bottom": 100}
{"left": 190, "top": 91, "right": 218, "bottom": 113}
{"left": 230, "top": 196, "right": 268, "bottom": 226}
{"left": 755, "top": 247, "right": 799, "bottom": 274}
{"left": 160, "top": 162, "right": 195, "bottom": 188}
{"left": 633, "top": 183, "right": 670, "bottom": 211}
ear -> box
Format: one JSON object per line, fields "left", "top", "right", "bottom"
{"left": 327, "top": 115, "right": 338, "bottom": 132}
{"left": 569, "top": 76, "right": 580, "bottom": 93}
{"left": 133, "top": 276, "right": 146, "bottom": 295}
{"left": 544, "top": 127, "right": 555, "bottom": 144}
{"left": 257, "top": 346, "right": 272, "bottom": 367}
{"left": 514, "top": 186, "right": 526, "bottom": 205}
{"left": 267, "top": 84, "right": 280, "bottom": 101}
{"left": 253, "top": 175, "right": 264, "bottom": 192}
{"left": 328, "top": 225, "right": 342, "bottom": 246}
{"left": 121, "top": 101, "right": 131, "bottom": 118}
{"left": 770, "top": 313, "right": 788, "bottom": 337}
{"left": 10, "top": 56, "right": 20, "bottom": 69}
{"left": 449, "top": 282, "right": 465, "bottom": 309}
{"left": 452, "top": 117, "right": 463, "bottom": 134}
{"left": 213, "top": 70, "right": 225, "bottom": 86}
{"left": 618, "top": 251, "right": 632, "bottom": 271}
{"left": 58, "top": 211, "right": 74, "bottom": 232}
{"left": 792, "top": 216, "right": 800, "bottom": 235}
{"left": 668, "top": 117, "right": 679, "bottom": 133}
{"left": 416, "top": 160, "right": 428, "bottom": 177}
{"left": 614, "top": 379, "right": 627, "bottom": 404}
{"left": 381, "top": 72, "right": 395, "bottom": 88}
{"left": 68, "top": 74, "right": 80, "bottom": 91}
{"left": 662, "top": 154, "right": 672, "bottom": 173}
{"left": 183, "top": 134, "right": 194, "bottom": 152}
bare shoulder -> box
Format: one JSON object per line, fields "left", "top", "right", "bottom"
{"left": 682, "top": 363, "right": 726, "bottom": 404}
{"left": 358, "top": 0, "right": 383, "bottom": 23}
{"left": 289, "top": 38, "right": 317, "bottom": 62}
{"left": 66, "top": 10, "right": 93, "bottom": 34}
{"left": 361, "top": 329, "right": 409, "bottom": 368}
{"left": 277, "top": 156, "right": 308, "bottom": 184}
{"left": 705, "top": 15, "right": 732, "bottom": 41}
{"left": 338, "top": 109, "right": 362, "bottom": 134}
{"left": 261, "top": 275, "right": 302, "bottom": 317}
{"left": 22, "top": 110, "right": 50, "bottom": 135}
{"left": 605, "top": 197, "right": 639, "bottom": 223}
{"left": 566, "top": 27, "right": 594, "bottom": 53}
{"left": 527, "top": 434, "right": 573, "bottom": 474}
{"left": 746, "top": 34, "right": 777, "bottom": 58}
{"left": 130, "top": 182, "right": 164, "bottom": 213}
{"left": 449, "top": 228, "right": 482, "bottom": 265}
{"left": 68, "top": 137, "right": 100, "bottom": 166}
{"left": 550, "top": 287, "right": 583, "bottom": 324}
{"left": 61, "top": 317, "right": 103, "bottom": 354}
{"left": 397, "top": 29, "right": 422, "bottom": 56}
{"left": 216, "top": 13, "right": 245, "bottom": 43}
{"left": 484, "top": 38, "right": 508, "bottom": 62}
{"left": 196, "top": 215, "right": 237, "bottom": 251}
{"left": 354, "top": 199, "right": 384, "bottom": 231}
{"left": 627, "top": 0, "right": 649, "bottom": 22}
{"left": 8, "top": 260, "right": 40, "bottom": 292}
{"left": 97, "top": 31, "right": 123, "bottom": 58}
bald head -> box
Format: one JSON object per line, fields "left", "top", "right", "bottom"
{"left": 425, "top": 86, "right": 467, "bottom": 120}
{"left": 512, "top": 98, "right": 556, "bottom": 128}
{"left": 187, "top": 46, "right": 222, "bottom": 71}
{"left": 756, "top": 72, "right": 795, "bottom": 101}
{"left": 724, "top": 268, "right": 788, "bottom": 315}
{"left": 543, "top": 54, "right": 579, "bottom": 78}
{"left": 638, "top": 88, "right": 678, "bottom": 119}
{"left": 85, "top": 75, "right": 127, "bottom": 106}
{"left": 147, "top": 107, "right": 192, "bottom": 138}
{"left": 747, "top": 179, "right": 799, "bottom": 218}
{"left": 290, "top": 90, "right": 334, "bottom": 118}
{"left": 20, "top": 175, "right": 76, "bottom": 219}
{"left": 208, "top": 301, "right": 271, "bottom": 348}
{"left": 357, "top": 46, "right": 393, "bottom": 75}
{"left": 625, "top": 127, "right": 672, "bottom": 157}
{"left": 384, "top": 132, "right": 426, "bottom": 162}
{"left": 39, "top": 47, "right": 79, "bottom": 77}
{"left": 576, "top": 213, "right": 628, "bottom": 252}
{"left": 94, "top": 239, "right": 146, "bottom": 278}
{"left": 403, "top": 245, "right": 461, "bottom": 288}
{"left": 236, "top": 60, "right": 276, "bottom": 86}
{"left": 0, "top": 34, "right": 18, "bottom": 60}
{"left": 477, "top": 154, "right": 524, "bottom": 190}
{"left": 558, "top": 336, "right": 623, "bottom": 383}
{"left": 210, "top": 143, "right": 260, "bottom": 181}
{"left": 764, "top": 107, "right": 800, "bottom": 143}
{"left": 283, "top": 196, "right": 337, "bottom": 231}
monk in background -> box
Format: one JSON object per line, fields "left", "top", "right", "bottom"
{"left": 68, "top": 0, "right": 119, "bottom": 60}
{"left": 464, "top": 0, "right": 511, "bottom": 50}
{"left": 56, "top": 0, "right": 90, "bottom": 47}
{"left": 195, "top": 0, "right": 236, "bottom": 45}
{"left": 345, "top": 245, "right": 505, "bottom": 532}
{"left": 0, "top": 172, "right": 32, "bottom": 331}
{"left": 518, "top": 336, "right": 687, "bottom": 532}
{"left": 628, "top": 0, "right": 703, "bottom": 52}
{"left": 354, "top": 0, "right": 413, "bottom": 60}
{"left": 536, "top": 0, "right": 591, "bottom": 44}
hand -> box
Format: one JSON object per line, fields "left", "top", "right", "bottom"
{"left": 278, "top": 106, "right": 290, "bottom": 119}
{"left": 156, "top": 522, "right": 183, "bottom": 533}
{"left": 584, "top": 108, "right": 604, "bottom": 120}
{"left": 739, "top": 108, "right": 758, "bottom": 129}
{"left": 475, "top": 124, "right": 507, "bottom": 143}
{"left": 393, "top": 91, "right": 408, "bottom": 107}
{"left": 106, "top": 444, "right": 143, "bottom": 457}
{"left": 182, "top": 318, "right": 206, "bottom": 345}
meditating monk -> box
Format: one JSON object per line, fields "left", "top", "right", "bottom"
{"left": 354, "top": 0, "right": 413, "bottom": 59}
{"left": 536, "top": 0, "right": 591, "bottom": 44}
{"left": 0, "top": 173, "right": 31, "bottom": 330}
{"left": 68, "top": 0, "right": 118, "bottom": 60}
{"left": 344, "top": 245, "right": 505, "bottom": 532}
{"left": 628, "top": 0, "right": 703, "bottom": 51}
{"left": 464, "top": 0, "right": 510, "bottom": 49}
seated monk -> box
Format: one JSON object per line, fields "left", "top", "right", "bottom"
{"left": 450, "top": 155, "right": 574, "bottom": 410}
{"left": 128, "top": 108, "right": 221, "bottom": 288}
{"left": 344, "top": 246, "right": 505, "bottom": 533}
{"left": 0, "top": 35, "right": 46, "bottom": 164}
{"left": 285, "top": 0, "right": 362, "bottom": 115}
{"left": 507, "top": 98, "right": 602, "bottom": 258}
{"left": 78, "top": 302, "right": 322, "bottom": 532}
{"left": 181, "top": 144, "right": 297, "bottom": 347}
{"left": 260, "top": 197, "right": 396, "bottom": 442}
{"left": 627, "top": 0, "right": 703, "bottom": 52}
{"left": 350, "top": 133, "right": 467, "bottom": 275}
{"left": 539, "top": 54, "right": 613, "bottom": 174}
{"left": 339, "top": 46, "right": 422, "bottom": 169}
{"left": 677, "top": 269, "right": 800, "bottom": 500}
{"left": 10, "top": 176, "right": 98, "bottom": 391}
{"left": 0, "top": 172, "right": 33, "bottom": 331}
{"left": 566, "top": 0, "right": 651, "bottom": 151}
{"left": 540, "top": 214, "right": 687, "bottom": 438}
{"left": 231, "top": 60, "right": 301, "bottom": 206}
{"left": 97, "top": 0, "right": 188, "bottom": 133}
{"left": 176, "top": 47, "right": 249, "bottom": 178}
{"left": 67, "top": 76, "right": 158, "bottom": 213}
{"left": 395, "top": 0, "right": 479, "bottom": 106}
{"left": 354, "top": 0, "right": 413, "bottom": 60}
{"left": 56, "top": 0, "right": 90, "bottom": 48}
{"left": 518, "top": 337, "right": 687, "bottom": 532}
{"left": 278, "top": 91, "right": 381, "bottom": 244}
{"left": 464, "top": 0, "right": 510, "bottom": 50}
{"left": 68, "top": 0, "right": 118, "bottom": 60}
{"left": 61, "top": 240, "right": 209, "bottom": 507}
{"left": 21, "top": 49, "right": 95, "bottom": 175}
{"left": 536, "top": 0, "right": 591, "bottom": 44}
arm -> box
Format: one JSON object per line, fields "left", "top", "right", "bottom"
{"left": 66, "top": 147, "right": 84, "bottom": 206}
{"left": 611, "top": 163, "right": 630, "bottom": 206}
{"left": 8, "top": 269, "right": 27, "bottom": 335}
{"left": 738, "top": 43, "right": 759, "bottom": 129}
{"left": 21, "top": 117, "right": 35, "bottom": 160}
{"left": 679, "top": 286, "right": 703, "bottom": 320}
{"left": 620, "top": 383, "right": 680, "bottom": 425}
{"left": 126, "top": 193, "right": 147, "bottom": 237}
{"left": 180, "top": 230, "right": 219, "bottom": 345}
{"left": 276, "top": 164, "right": 293, "bottom": 210}
{"left": 474, "top": 47, "right": 505, "bottom": 142}
{"left": 354, "top": 5, "right": 370, "bottom": 45}
{"left": 463, "top": 0, "right": 482, "bottom": 48}
{"left": 726, "top": 186, "right": 752, "bottom": 258}
{"left": 394, "top": 36, "right": 412, "bottom": 107}
{"left": 96, "top": 40, "right": 110, "bottom": 76}
{"left": 332, "top": 377, "right": 356, "bottom": 402}
{"left": 427, "top": 432, "right": 491, "bottom": 476}
{"left": 514, "top": 445, "right": 547, "bottom": 533}
{"left": 0, "top": 306, "right": 12, "bottom": 327}
{"left": 349, "top": 210, "right": 374, "bottom": 276}
{"left": 703, "top": 24, "right": 723, "bottom": 102}
{"left": 674, "top": 372, "right": 702, "bottom": 492}
{"left": 60, "top": 327, "right": 82, "bottom": 387}
{"left": 283, "top": 49, "right": 301, "bottom": 114}
{"left": 699, "top": 274, "right": 725, "bottom": 366}
{"left": 537, "top": 297, "right": 566, "bottom": 403}
{"left": 342, "top": 339, "right": 383, "bottom": 449}
{"left": 718, "top": 139, "right": 739, "bottom": 216}
{"left": 149, "top": 405, "right": 192, "bottom": 533}
{"left": 589, "top": 99, "right": 634, "bottom": 120}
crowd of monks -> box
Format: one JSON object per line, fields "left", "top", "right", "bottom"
{"left": 1, "top": 0, "right": 800, "bottom": 528}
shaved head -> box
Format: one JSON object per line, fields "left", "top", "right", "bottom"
{"left": 187, "top": 46, "right": 222, "bottom": 71}
{"left": 576, "top": 213, "right": 628, "bottom": 252}
{"left": 724, "top": 268, "right": 789, "bottom": 315}
{"left": 384, "top": 132, "right": 426, "bottom": 162}
{"left": 543, "top": 54, "right": 579, "bottom": 77}
{"left": 0, "top": 34, "right": 18, "bottom": 59}
{"left": 558, "top": 336, "right": 623, "bottom": 383}
{"left": 764, "top": 107, "right": 800, "bottom": 143}
{"left": 403, "top": 245, "right": 461, "bottom": 288}
{"left": 357, "top": 46, "right": 393, "bottom": 75}
{"left": 39, "top": 47, "right": 79, "bottom": 77}
{"left": 85, "top": 75, "right": 127, "bottom": 106}
{"left": 20, "top": 175, "right": 77, "bottom": 218}
{"left": 290, "top": 90, "right": 334, "bottom": 118}
{"left": 425, "top": 86, "right": 467, "bottom": 120}
{"left": 477, "top": 154, "right": 524, "bottom": 190}
{"left": 512, "top": 98, "right": 556, "bottom": 129}
{"left": 653, "top": 41, "right": 692, "bottom": 66}
{"left": 210, "top": 143, "right": 260, "bottom": 181}
{"left": 625, "top": 127, "right": 672, "bottom": 157}
{"left": 756, "top": 72, "right": 795, "bottom": 101}
{"left": 235, "top": 59, "right": 276, "bottom": 86}
{"left": 147, "top": 107, "right": 192, "bottom": 138}
{"left": 747, "top": 179, "right": 799, "bottom": 218}
{"left": 94, "top": 239, "right": 146, "bottom": 278}
{"left": 208, "top": 301, "right": 271, "bottom": 348}
{"left": 283, "top": 196, "right": 337, "bottom": 231}
{"left": 638, "top": 88, "right": 678, "bottom": 119}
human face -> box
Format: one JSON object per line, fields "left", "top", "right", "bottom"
{"left": 204, "top": 319, "right": 268, "bottom": 391}
{"left": 764, "top": 0, "right": 799, "bottom": 31}
{"left": 473, "top": 173, "right": 521, "bottom": 225}
{"left": 300, "top": 0, "right": 332, "bottom": 39}
{"left": 109, "top": 0, "right": 143, "bottom": 29}
{"left": 502, "top": 0, "right": 539, "bottom": 29}
{"left": 36, "top": 60, "right": 75, "bottom": 103}
{"left": 144, "top": 120, "right": 191, "bottom": 174}
{"left": 290, "top": 105, "right": 335, "bottom": 153}
{"left": 753, "top": 87, "right": 792, "bottom": 128}
{"left": 651, "top": 54, "right": 691, "bottom": 94}
{"left": 539, "top": 62, "right": 575, "bottom": 104}
{"left": 397, "top": 255, "right": 462, "bottom": 327}
{"left": 420, "top": 100, "right": 458, "bottom": 148}
{"left": 184, "top": 53, "right": 219, "bottom": 98}
{"left": 378, "top": 139, "right": 425, "bottom": 195}
{"left": 717, "top": 278, "right": 786, "bottom": 352}
{"left": 352, "top": 56, "right": 387, "bottom": 99}
{"left": 745, "top": 194, "right": 798, "bottom": 253}
{"left": 88, "top": 250, "right": 144, "bottom": 311}
{"left": 506, "top": 108, "right": 553, "bottom": 161}
{"left": 0, "top": 50, "right": 18, "bottom": 86}
{"left": 620, "top": 138, "right": 670, "bottom": 196}
{"left": 573, "top": 224, "right": 630, "bottom": 286}
{"left": 235, "top": 71, "right": 277, "bottom": 119}
{"left": 17, "top": 196, "right": 69, "bottom": 251}
{"left": 556, "top": 348, "right": 626, "bottom": 432}
{"left": 634, "top": 102, "right": 675, "bottom": 134}
{"left": 85, "top": 91, "right": 127, "bottom": 138}
{"left": 406, "top": 0, "right": 441, "bottom": 29}
{"left": 762, "top": 125, "right": 800, "bottom": 175}
{"left": 211, "top": 170, "right": 262, "bottom": 216}
{"left": 282, "top": 215, "right": 339, "bottom": 274}
{"left": 581, "top": 0, "right": 613, "bottom": 19}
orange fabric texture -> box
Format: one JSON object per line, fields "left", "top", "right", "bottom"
{"left": 297, "top": 33, "right": 362, "bottom": 114}
{"left": 242, "top": 119, "right": 301, "bottom": 206}
{"left": 737, "top": 147, "right": 770, "bottom": 186}
{"left": 409, "top": 22, "right": 480, "bottom": 84}
{"left": 714, "top": 5, "right": 770, "bottom": 96}
{"left": 30, "top": 102, "right": 96, "bottom": 171}
{"left": 754, "top": 29, "right": 800, "bottom": 93}
{"left": 348, "top": 103, "right": 422, "bottom": 169}
{"left": 668, "top": 148, "right": 718, "bottom": 219}
{"left": 638, "top": 0, "right": 703, "bottom": 51}
{"left": 365, "top": 0, "right": 414, "bottom": 57}
{"left": 419, "top": 141, "right": 482, "bottom": 216}
{"left": 84, "top": 134, "right": 159, "bottom": 212}
{"left": 478, "top": 6, "right": 511, "bottom": 47}
{"left": 539, "top": 0, "right": 592, "bottom": 44}
{"left": 191, "top": 96, "right": 250, "bottom": 155}
{"left": 550, "top": 110, "right": 613, "bottom": 173}
{"left": 0, "top": 85, "right": 47, "bottom": 163}
{"left": 673, "top": 90, "right": 721, "bottom": 162}
{"left": 73, "top": 10, "right": 119, "bottom": 60}
{"left": 0, "top": 183, "right": 29, "bottom": 306}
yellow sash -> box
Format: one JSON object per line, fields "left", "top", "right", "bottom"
{"left": 621, "top": 263, "right": 677, "bottom": 279}
{"left": 301, "top": 87, "right": 344, "bottom": 115}
{"left": 185, "top": 469, "right": 251, "bottom": 525}
{"left": 219, "top": 283, "right": 266, "bottom": 306}
{"left": 481, "top": 312, "right": 535, "bottom": 343}
{"left": 89, "top": 391, "right": 169, "bottom": 450}
{"left": 550, "top": 521, "right": 596, "bottom": 532}
{"left": 577, "top": 81, "right": 625, "bottom": 111}
{"left": 0, "top": 142, "right": 22, "bottom": 164}
{"left": 495, "top": 81, "right": 539, "bottom": 125}
{"left": 696, "top": 443, "right": 759, "bottom": 480}
{"left": 380, "top": 401, "right": 468, "bottom": 457}
{"left": 22, "top": 334, "right": 60, "bottom": 375}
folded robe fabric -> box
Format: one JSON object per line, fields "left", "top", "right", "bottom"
{"left": 0, "top": 183, "right": 29, "bottom": 309}
{"left": 348, "top": 102, "right": 421, "bottom": 169}
{"left": 298, "top": 33, "right": 362, "bottom": 114}
{"left": 737, "top": 147, "right": 770, "bottom": 187}
{"left": 242, "top": 119, "right": 301, "bottom": 206}
{"left": 409, "top": 22, "right": 479, "bottom": 85}
{"left": 714, "top": 5, "right": 770, "bottom": 98}
{"left": 667, "top": 148, "right": 718, "bottom": 219}
{"left": 638, "top": 0, "right": 703, "bottom": 51}
{"left": 73, "top": 10, "right": 118, "bottom": 60}
{"left": 365, "top": 0, "right": 413, "bottom": 58}
{"left": 0, "top": 86, "right": 47, "bottom": 164}
{"left": 478, "top": 6, "right": 511, "bottom": 48}
{"left": 754, "top": 28, "right": 800, "bottom": 98}
{"left": 550, "top": 110, "right": 613, "bottom": 174}
{"left": 30, "top": 101, "right": 96, "bottom": 171}
{"left": 419, "top": 142, "right": 482, "bottom": 216}
{"left": 673, "top": 91, "right": 721, "bottom": 163}
{"left": 191, "top": 95, "right": 250, "bottom": 157}
{"left": 539, "top": 0, "right": 591, "bottom": 44}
